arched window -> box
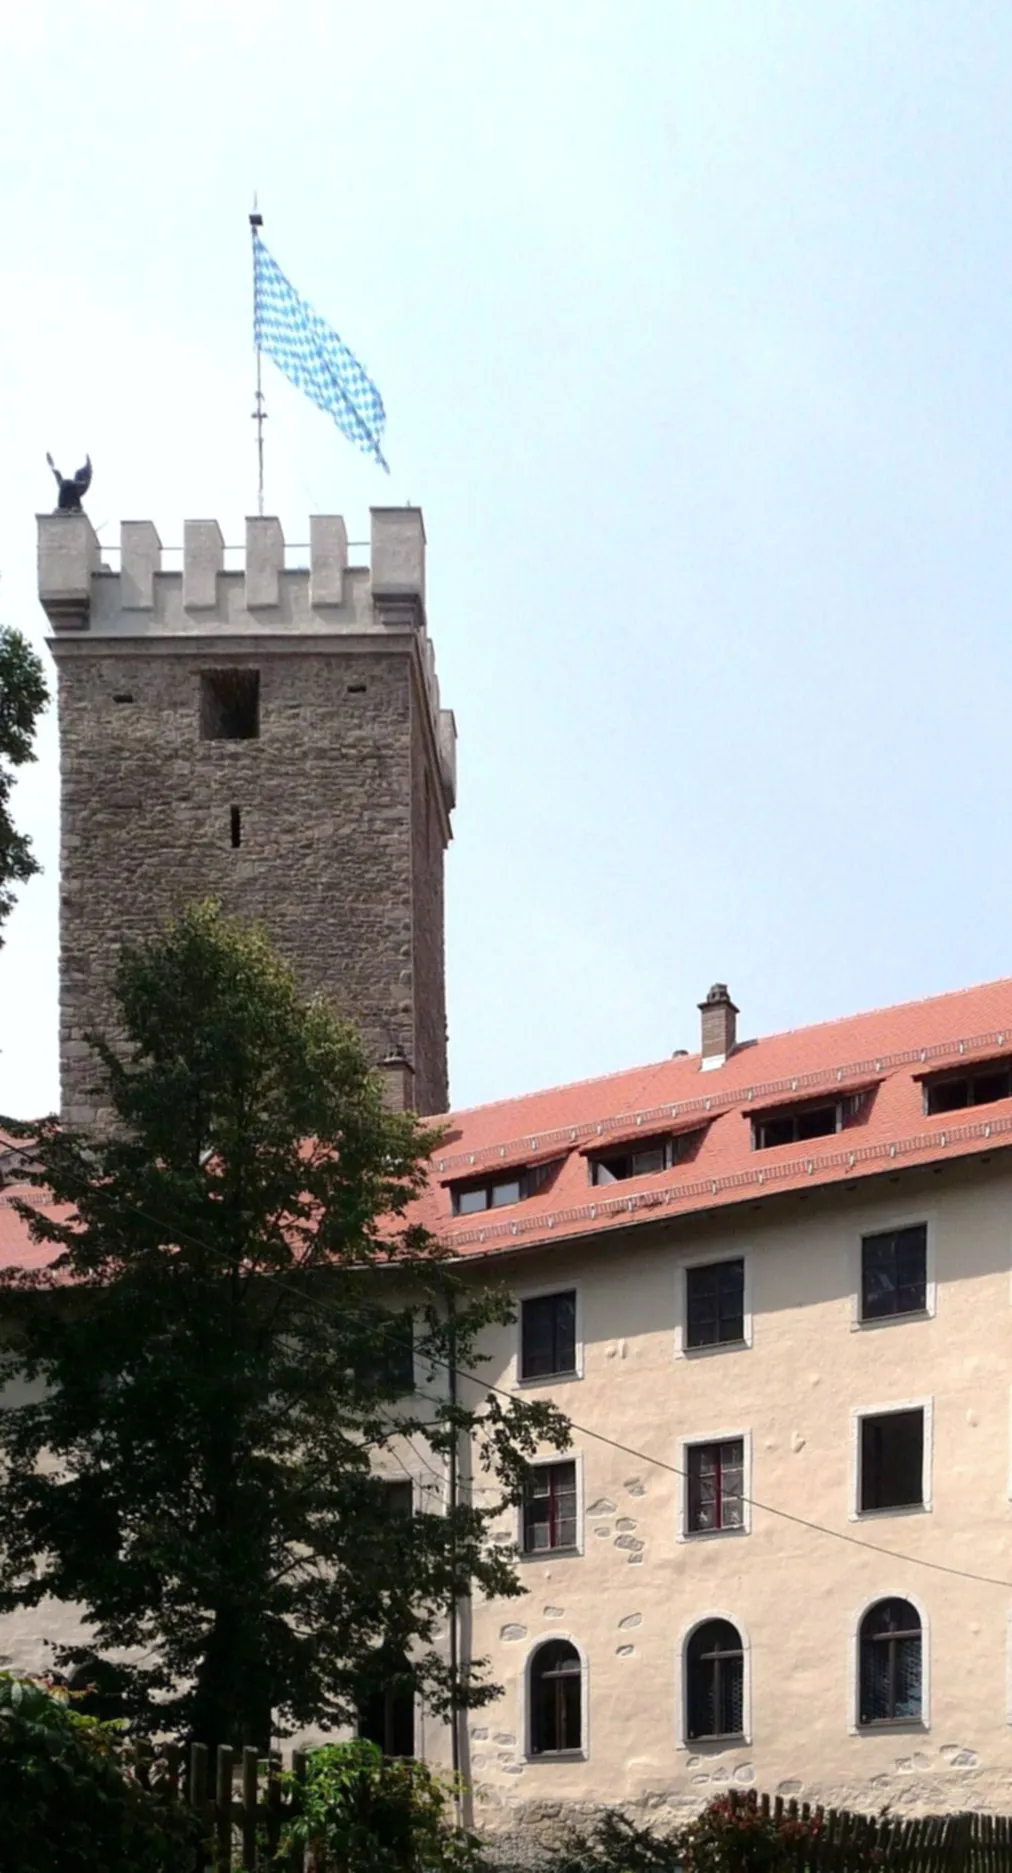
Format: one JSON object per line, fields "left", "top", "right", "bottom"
{"left": 529, "top": 1639, "right": 582, "bottom": 1755}
{"left": 859, "top": 1598, "right": 922, "bottom": 1725}
{"left": 357, "top": 1652, "right": 415, "bottom": 1758}
{"left": 686, "top": 1619, "right": 744, "bottom": 1740}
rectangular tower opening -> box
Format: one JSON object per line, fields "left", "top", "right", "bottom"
{"left": 200, "top": 669, "right": 260, "bottom": 741}
{"left": 230, "top": 806, "right": 241, "bottom": 848}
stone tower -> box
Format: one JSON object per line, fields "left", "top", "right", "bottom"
{"left": 37, "top": 509, "right": 456, "bottom": 1125}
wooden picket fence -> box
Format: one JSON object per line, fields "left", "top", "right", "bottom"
{"left": 726, "top": 1791, "right": 1012, "bottom": 1872}
{"left": 123, "top": 1753, "right": 1012, "bottom": 1872}
{"left": 133, "top": 1740, "right": 308, "bottom": 1869}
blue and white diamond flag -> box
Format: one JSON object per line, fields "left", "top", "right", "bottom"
{"left": 254, "top": 235, "right": 389, "bottom": 472}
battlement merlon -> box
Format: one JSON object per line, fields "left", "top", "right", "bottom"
{"left": 37, "top": 506, "right": 456, "bottom": 811}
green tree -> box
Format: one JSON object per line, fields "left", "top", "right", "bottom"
{"left": 0, "top": 624, "right": 48, "bottom": 947}
{"left": 0, "top": 903, "right": 567, "bottom": 1756}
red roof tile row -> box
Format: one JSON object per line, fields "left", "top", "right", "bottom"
{"left": 4, "top": 977, "right": 1012, "bottom": 1273}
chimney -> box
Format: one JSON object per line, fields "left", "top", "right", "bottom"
{"left": 378, "top": 1047, "right": 416, "bottom": 1113}
{"left": 698, "top": 984, "right": 738, "bottom": 1068}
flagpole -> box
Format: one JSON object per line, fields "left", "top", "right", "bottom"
{"left": 250, "top": 206, "right": 266, "bottom": 517}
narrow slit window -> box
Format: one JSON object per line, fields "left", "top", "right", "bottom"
{"left": 230, "top": 806, "right": 241, "bottom": 848}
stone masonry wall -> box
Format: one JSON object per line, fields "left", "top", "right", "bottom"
{"left": 410, "top": 688, "right": 448, "bottom": 1116}
{"left": 57, "top": 645, "right": 442, "bottom": 1125}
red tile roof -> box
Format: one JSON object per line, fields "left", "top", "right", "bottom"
{"left": 418, "top": 976, "right": 1012, "bottom": 1259}
{"left": 4, "top": 977, "right": 1012, "bottom": 1274}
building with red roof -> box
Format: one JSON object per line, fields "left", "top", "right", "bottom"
{"left": 9, "top": 506, "right": 1012, "bottom": 1830}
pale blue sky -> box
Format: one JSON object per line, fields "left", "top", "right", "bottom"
{"left": 2, "top": 2, "right": 1011, "bottom": 1118}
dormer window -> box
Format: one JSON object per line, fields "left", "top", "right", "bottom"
{"left": 753, "top": 1100, "right": 840, "bottom": 1150}
{"left": 449, "top": 1161, "right": 555, "bottom": 1216}
{"left": 588, "top": 1130, "right": 701, "bottom": 1186}
{"left": 924, "top": 1061, "right": 1012, "bottom": 1115}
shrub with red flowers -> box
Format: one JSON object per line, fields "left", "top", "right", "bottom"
{"left": 679, "top": 1793, "right": 823, "bottom": 1873}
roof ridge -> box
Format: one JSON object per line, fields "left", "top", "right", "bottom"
{"left": 438, "top": 976, "right": 1012, "bottom": 1129}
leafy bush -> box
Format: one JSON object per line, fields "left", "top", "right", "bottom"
{"left": 0, "top": 1673, "right": 198, "bottom": 1873}
{"left": 279, "top": 1737, "right": 485, "bottom": 1872}
{"left": 679, "top": 1794, "right": 822, "bottom": 1873}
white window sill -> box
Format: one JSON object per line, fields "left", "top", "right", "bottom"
{"left": 526, "top": 1749, "right": 588, "bottom": 1763}
{"left": 851, "top": 1502, "right": 930, "bottom": 1522}
{"left": 515, "top": 1369, "right": 582, "bottom": 1389}
{"left": 852, "top": 1309, "right": 932, "bottom": 1332}
{"left": 680, "top": 1525, "right": 749, "bottom": 1543}
{"left": 855, "top": 1718, "right": 927, "bottom": 1736}
{"left": 519, "top": 1545, "right": 582, "bottom": 1563}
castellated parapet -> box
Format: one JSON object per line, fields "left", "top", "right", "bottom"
{"left": 38, "top": 510, "right": 457, "bottom": 1126}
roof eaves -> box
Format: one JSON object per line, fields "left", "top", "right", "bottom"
{"left": 441, "top": 1109, "right": 1012, "bottom": 1257}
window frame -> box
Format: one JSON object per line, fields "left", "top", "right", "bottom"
{"left": 587, "top": 1129, "right": 702, "bottom": 1187}
{"left": 751, "top": 1099, "right": 842, "bottom": 1151}
{"left": 923, "top": 1061, "right": 1012, "bottom": 1116}
{"left": 850, "top": 1398, "right": 934, "bottom": 1520}
{"left": 678, "top": 1430, "right": 752, "bottom": 1541}
{"left": 675, "top": 1253, "right": 753, "bottom": 1360}
{"left": 519, "top": 1453, "right": 584, "bottom": 1559}
{"left": 677, "top": 1612, "right": 752, "bottom": 1749}
{"left": 849, "top": 1594, "right": 929, "bottom": 1735}
{"left": 523, "top": 1634, "right": 589, "bottom": 1761}
{"left": 449, "top": 1161, "right": 555, "bottom": 1217}
{"left": 515, "top": 1283, "right": 584, "bottom": 1387}
{"left": 850, "top": 1211, "right": 936, "bottom": 1332}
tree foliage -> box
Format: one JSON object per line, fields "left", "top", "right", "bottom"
{"left": 0, "top": 624, "right": 48, "bottom": 947}
{"left": 0, "top": 1673, "right": 197, "bottom": 1873}
{"left": 279, "top": 1738, "right": 484, "bottom": 1873}
{"left": 0, "top": 903, "right": 568, "bottom": 1754}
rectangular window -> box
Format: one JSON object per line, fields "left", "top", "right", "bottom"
{"left": 355, "top": 1313, "right": 414, "bottom": 1397}
{"left": 687, "top": 1440, "right": 745, "bottom": 1534}
{"left": 860, "top": 1409, "right": 924, "bottom": 1512}
{"left": 380, "top": 1480, "right": 413, "bottom": 1517}
{"left": 861, "top": 1225, "right": 927, "bottom": 1321}
{"left": 686, "top": 1260, "right": 745, "bottom": 1349}
{"left": 589, "top": 1130, "right": 702, "bottom": 1186}
{"left": 926, "top": 1064, "right": 1012, "bottom": 1114}
{"left": 520, "top": 1291, "right": 577, "bottom": 1381}
{"left": 754, "top": 1103, "right": 839, "bottom": 1149}
{"left": 523, "top": 1460, "right": 578, "bottom": 1553}
{"left": 199, "top": 668, "right": 260, "bottom": 740}
{"left": 451, "top": 1163, "right": 552, "bottom": 1215}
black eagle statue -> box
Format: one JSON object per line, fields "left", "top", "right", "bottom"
{"left": 46, "top": 452, "right": 93, "bottom": 514}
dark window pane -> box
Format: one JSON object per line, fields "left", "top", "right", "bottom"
{"left": 686, "top": 1620, "right": 744, "bottom": 1740}
{"left": 356, "top": 1313, "right": 414, "bottom": 1396}
{"left": 758, "top": 1115, "right": 794, "bottom": 1149}
{"left": 380, "top": 1480, "right": 413, "bottom": 1517}
{"left": 358, "top": 1656, "right": 415, "bottom": 1757}
{"left": 861, "top": 1225, "right": 927, "bottom": 1321}
{"left": 490, "top": 1178, "right": 522, "bottom": 1208}
{"left": 523, "top": 1461, "right": 578, "bottom": 1553}
{"left": 927, "top": 1077, "right": 969, "bottom": 1114}
{"left": 630, "top": 1146, "right": 666, "bottom": 1176}
{"left": 686, "top": 1261, "right": 745, "bottom": 1348}
{"left": 972, "top": 1070, "right": 1011, "bottom": 1106}
{"left": 859, "top": 1600, "right": 921, "bottom": 1725}
{"left": 457, "top": 1186, "right": 488, "bottom": 1215}
{"left": 795, "top": 1105, "right": 838, "bottom": 1140}
{"left": 530, "top": 1641, "right": 582, "bottom": 1754}
{"left": 592, "top": 1157, "right": 621, "bottom": 1185}
{"left": 860, "top": 1409, "right": 924, "bottom": 1511}
{"left": 521, "top": 1292, "right": 577, "bottom": 1380}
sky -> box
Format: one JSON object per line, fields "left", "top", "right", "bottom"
{"left": 2, "top": 1, "right": 1012, "bottom": 1119}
